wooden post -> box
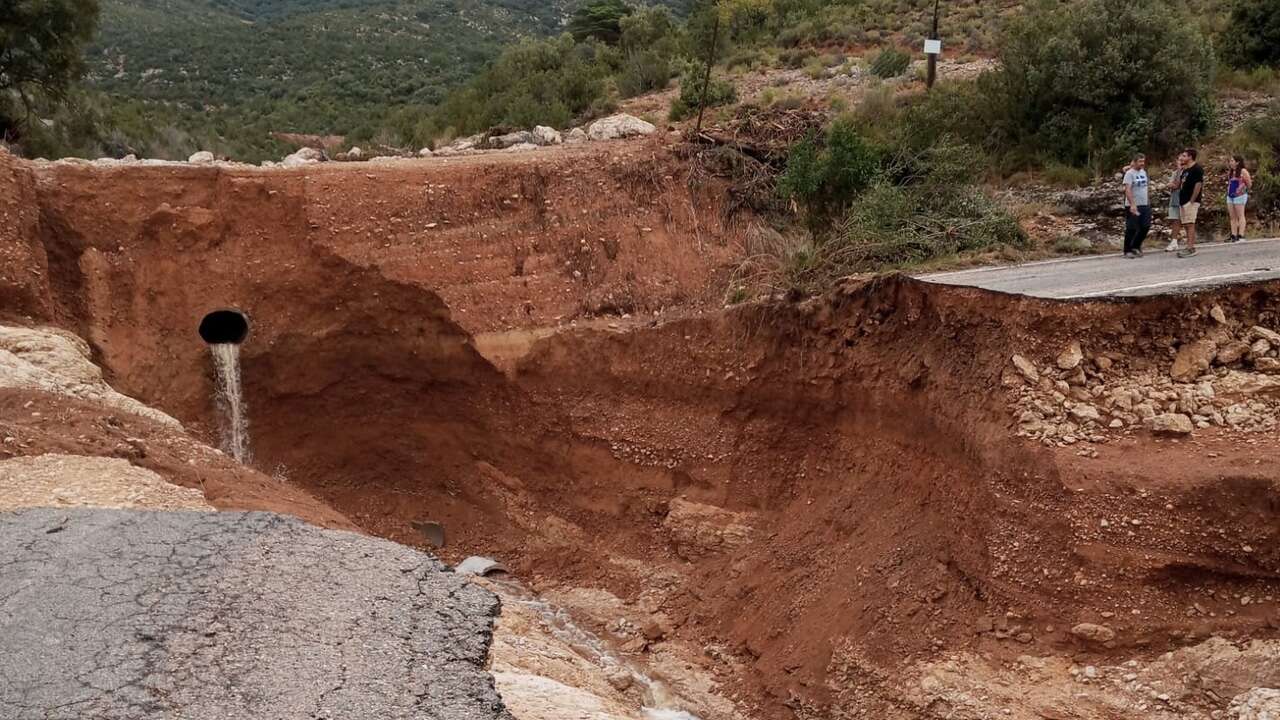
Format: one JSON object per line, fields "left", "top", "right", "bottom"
{"left": 926, "top": 0, "right": 940, "bottom": 90}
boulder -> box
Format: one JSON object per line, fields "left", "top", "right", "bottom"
{"left": 1209, "top": 304, "right": 1227, "bottom": 324}
{"left": 1171, "top": 337, "right": 1218, "bottom": 382}
{"left": 1150, "top": 413, "right": 1194, "bottom": 436}
{"left": 505, "top": 142, "right": 538, "bottom": 152}
{"left": 1255, "top": 357, "right": 1280, "bottom": 374}
{"left": 347, "top": 146, "right": 363, "bottom": 160}
{"left": 187, "top": 150, "right": 215, "bottom": 164}
{"left": 1230, "top": 688, "right": 1280, "bottom": 720}
{"left": 586, "top": 114, "right": 656, "bottom": 141}
{"left": 1011, "top": 355, "right": 1039, "bottom": 384}
{"left": 489, "top": 130, "right": 533, "bottom": 149}
{"left": 1251, "top": 338, "right": 1273, "bottom": 357}
{"left": 1070, "top": 623, "right": 1116, "bottom": 643}
{"left": 565, "top": 127, "right": 588, "bottom": 144}
{"left": 1057, "top": 188, "right": 1123, "bottom": 215}
{"left": 1056, "top": 341, "right": 1084, "bottom": 370}
{"left": 418, "top": 147, "right": 433, "bottom": 157}
{"left": 1216, "top": 340, "right": 1251, "bottom": 365}
{"left": 661, "top": 498, "right": 753, "bottom": 561}
{"left": 1069, "top": 404, "right": 1101, "bottom": 422}
{"left": 282, "top": 147, "right": 323, "bottom": 167}
{"left": 1252, "top": 326, "right": 1280, "bottom": 346}
{"left": 531, "top": 125, "right": 562, "bottom": 146}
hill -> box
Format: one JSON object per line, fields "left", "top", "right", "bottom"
{"left": 80, "top": 0, "right": 577, "bottom": 155}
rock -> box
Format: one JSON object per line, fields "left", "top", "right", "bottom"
{"left": 1011, "top": 355, "right": 1039, "bottom": 384}
{"left": 282, "top": 147, "right": 323, "bottom": 167}
{"left": 531, "top": 125, "right": 562, "bottom": 146}
{"left": 454, "top": 556, "right": 507, "bottom": 576}
{"left": 620, "top": 637, "right": 648, "bottom": 653}
{"left": 565, "top": 127, "right": 588, "bottom": 144}
{"left": 662, "top": 498, "right": 753, "bottom": 561}
{"left": 1255, "top": 357, "right": 1280, "bottom": 374}
{"left": 1230, "top": 688, "right": 1280, "bottom": 720}
{"left": 1251, "top": 338, "right": 1273, "bottom": 357}
{"left": 347, "top": 146, "right": 363, "bottom": 160}
{"left": 606, "top": 669, "right": 633, "bottom": 691}
{"left": 1095, "top": 356, "right": 1114, "bottom": 371}
{"left": 1070, "top": 623, "right": 1116, "bottom": 643}
{"left": 488, "top": 130, "right": 533, "bottom": 149}
{"left": 1057, "top": 341, "right": 1084, "bottom": 370}
{"left": 505, "top": 142, "right": 538, "bottom": 152}
{"left": 1215, "top": 370, "right": 1280, "bottom": 398}
{"left": 1217, "top": 340, "right": 1251, "bottom": 365}
{"left": 1151, "top": 413, "right": 1194, "bottom": 436}
{"left": 1171, "top": 337, "right": 1218, "bottom": 382}
{"left": 1069, "top": 404, "right": 1101, "bottom": 422}
{"left": 641, "top": 620, "right": 666, "bottom": 642}
{"left": 586, "top": 114, "right": 656, "bottom": 141}
{"left": 1252, "top": 326, "right": 1280, "bottom": 346}
{"left": 1058, "top": 187, "right": 1123, "bottom": 215}
{"left": 1210, "top": 304, "right": 1228, "bottom": 324}
{"left": 418, "top": 147, "right": 433, "bottom": 157}
{"left": 187, "top": 150, "right": 215, "bottom": 164}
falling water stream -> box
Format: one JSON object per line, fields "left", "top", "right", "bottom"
{"left": 487, "top": 576, "right": 701, "bottom": 719}
{"left": 209, "top": 343, "right": 251, "bottom": 463}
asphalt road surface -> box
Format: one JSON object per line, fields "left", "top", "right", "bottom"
{"left": 919, "top": 237, "right": 1280, "bottom": 299}
{"left": 0, "top": 508, "right": 512, "bottom": 720}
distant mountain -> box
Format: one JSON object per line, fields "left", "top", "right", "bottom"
{"left": 84, "top": 0, "right": 577, "bottom": 136}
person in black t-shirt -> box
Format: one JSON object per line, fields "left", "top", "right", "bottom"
{"left": 1177, "top": 148, "right": 1205, "bottom": 258}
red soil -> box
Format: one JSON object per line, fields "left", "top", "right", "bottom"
{"left": 4, "top": 145, "right": 1279, "bottom": 718}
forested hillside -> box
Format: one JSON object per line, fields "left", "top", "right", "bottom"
{"left": 85, "top": 0, "right": 571, "bottom": 139}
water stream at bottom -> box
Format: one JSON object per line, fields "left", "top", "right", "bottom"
{"left": 209, "top": 343, "right": 250, "bottom": 463}
{"left": 486, "top": 576, "right": 701, "bottom": 719}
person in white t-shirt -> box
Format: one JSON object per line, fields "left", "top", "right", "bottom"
{"left": 1122, "top": 153, "right": 1152, "bottom": 258}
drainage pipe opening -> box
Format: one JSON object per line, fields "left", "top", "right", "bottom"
{"left": 199, "top": 310, "right": 249, "bottom": 344}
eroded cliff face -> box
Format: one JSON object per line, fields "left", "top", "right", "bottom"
{"left": 4, "top": 146, "right": 1280, "bottom": 720}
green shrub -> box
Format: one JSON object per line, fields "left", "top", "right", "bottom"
{"left": 615, "top": 7, "right": 683, "bottom": 98}
{"left": 668, "top": 64, "right": 737, "bottom": 121}
{"left": 777, "top": 117, "right": 881, "bottom": 220}
{"left": 869, "top": 47, "right": 911, "bottom": 78}
{"left": 567, "top": 0, "right": 633, "bottom": 45}
{"left": 1220, "top": 0, "right": 1280, "bottom": 70}
{"left": 977, "top": 0, "right": 1215, "bottom": 168}
{"left": 1042, "top": 163, "right": 1093, "bottom": 188}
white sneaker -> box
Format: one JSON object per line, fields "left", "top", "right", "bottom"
{"left": 1164, "top": 240, "right": 1179, "bottom": 252}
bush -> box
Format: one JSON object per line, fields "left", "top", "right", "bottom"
{"left": 616, "top": 7, "right": 684, "bottom": 98}
{"left": 977, "top": 0, "right": 1215, "bottom": 168}
{"left": 869, "top": 47, "right": 911, "bottom": 78}
{"left": 669, "top": 64, "right": 737, "bottom": 121}
{"left": 777, "top": 117, "right": 881, "bottom": 220}
{"left": 432, "top": 34, "right": 621, "bottom": 134}
{"left": 1220, "top": 0, "right": 1280, "bottom": 70}
{"left": 1042, "top": 162, "right": 1093, "bottom": 188}
{"left": 567, "top": 0, "right": 633, "bottom": 45}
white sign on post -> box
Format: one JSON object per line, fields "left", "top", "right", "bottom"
{"left": 923, "top": 39, "right": 942, "bottom": 55}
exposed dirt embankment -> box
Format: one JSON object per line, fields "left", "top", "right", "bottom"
{"left": 4, "top": 146, "right": 1280, "bottom": 719}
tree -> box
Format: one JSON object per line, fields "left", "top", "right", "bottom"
{"left": 0, "top": 0, "right": 101, "bottom": 141}
{"left": 685, "top": 0, "right": 770, "bottom": 133}
{"left": 978, "top": 0, "right": 1215, "bottom": 166}
{"left": 1221, "top": 0, "right": 1280, "bottom": 69}
{"left": 567, "top": 0, "right": 633, "bottom": 45}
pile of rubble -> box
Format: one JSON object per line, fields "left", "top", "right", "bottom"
{"left": 1005, "top": 308, "right": 1280, "bottom": 446}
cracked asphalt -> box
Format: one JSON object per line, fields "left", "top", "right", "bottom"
{"left": 0, "top": 508, "right": 513, "bottom": 720}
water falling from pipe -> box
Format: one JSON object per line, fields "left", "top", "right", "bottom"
{"left": 209, "top": 342, "right": 251, "bottom": 463}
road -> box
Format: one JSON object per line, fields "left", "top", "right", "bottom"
{"left": 919, "top": 237, "right": 1280, "bottom": 298}
{"left": 0, "top": 508, "right": 512, "bottom": 720}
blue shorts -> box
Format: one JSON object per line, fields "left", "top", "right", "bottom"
{"left": 1228, "top": 194, "right": 1249, "bottom": 206}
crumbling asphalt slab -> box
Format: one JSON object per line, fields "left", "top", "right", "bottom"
{"left": 0, "top": 508, "right": 512, "bottom": 720}
{"left": 919, "top": 237, "right": 1280, "bottom": 298}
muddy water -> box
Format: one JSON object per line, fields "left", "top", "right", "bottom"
{"left": 209, "top": 343, "right": 250, "bottom": 463}
{"left": 487, "top": 577, "right": 700, "bottom": 719}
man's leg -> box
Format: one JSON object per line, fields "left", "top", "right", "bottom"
{"left": 1135, "top": 206, "right": 1152, "bottom": 252}
{"left": 1123, "top": 212, "right": 1138, "bottom": 254}
{"left": 1185, "top": 217, "right": 1196, "bottom": 250}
